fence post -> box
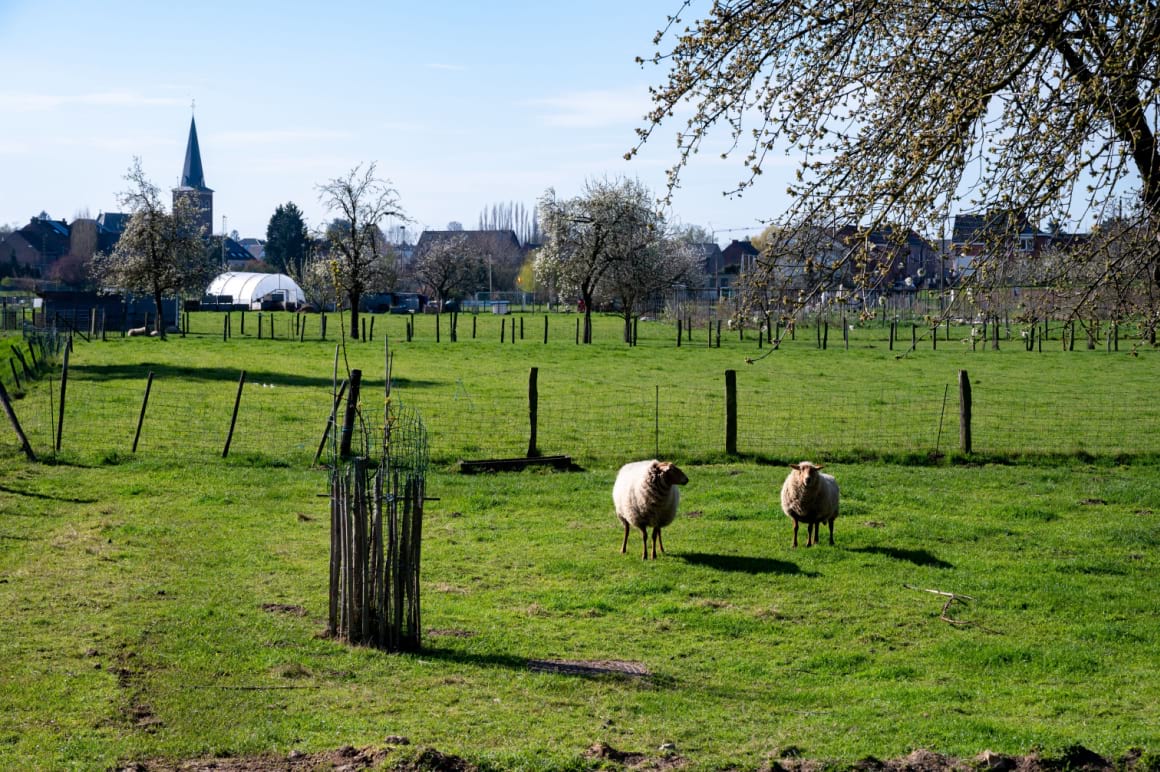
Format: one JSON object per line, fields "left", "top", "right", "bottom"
{"left": 889, "top": 321, "right": 895, "bottom": 350}
{"left": 132, "top": 372, "right": 154, "bottom": 453}
{"left": 222, "top": 370, "right": 247, "bottom": 458}
{"left": 0, "top": 380, "right": 35, "bottom": 460}
{"left": 436, "top": 313, "right": 441, "bottom": 344}
{"left": 55, "top": 340, "right": 70, "bottom": 452}
{"left": 725, "top": 369, "right": 737, "bottom": 455}
{"left": 313, "top": 379, "right": 348, "bottom": 466}
{"left": 338, "top": 369, "right": 362, "bottom": 459}
{"left": 9, "top": 359, "right": 21, "bottom": 391}
{"left": 501, "top": 317, "right": 506, "bottom": 344}
{"left": 527, "top": 367, "right": 538, "bottom": 457}
{"left": 322, "top": 312, "right": 327, "bottom": 341}
{"left": 958, "top": 369, "right": 972, "bottom": 454}
{"left": 544, "top": 315, "right": 549, "bottom": 344}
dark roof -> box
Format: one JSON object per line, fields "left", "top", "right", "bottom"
{"left": 835, "top": 225, "right": 935, "bottom": 251}
{"left": 18, "top": 217, "right": 70, "bottom": 259}
{"left": 97, "top": 212, "right": 129, "bottom": 233}
{"left": 221, "top": 236, "right": 255, "bottom": 263}
{"left": 415, "top": 229, "right": 523, "bottom": 257}
{"left": 180, "top": 116, "right": 212, "bottom": 192}
{"left": 720, "top": 239, "right": 758, "bottom": 268}
{"left": 953, "top": 212, "right": 1037, "bottom": 243}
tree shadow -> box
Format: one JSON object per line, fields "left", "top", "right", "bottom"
{"left": 0, "top": 484, "right": 97, "bottom": 504}
{"left": 676, "top": 552, "right": 819, "bottom": 576}
{"left": 70, "top": 362, "right": 438, "bottom": 390}
{"left": 848, "top": 545, "right": 953, "bottom": 569}
{"left": 406, "top": 645, "right": 675, "bottom": 686}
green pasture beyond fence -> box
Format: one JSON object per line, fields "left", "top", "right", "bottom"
{"left": 3, "top": 323, "right": 1159, "bottom": 466}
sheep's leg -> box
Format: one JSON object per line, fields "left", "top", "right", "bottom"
{"left": 792, "top": 519, "right": 800, "bottom": 548}
{"left": 656, "top": 527, "right": 665, "bottom": 555}
{"left": 640, "top": 527, "right": 649, "bottom": 560}
{"left": 620, "top": 520, "right": 630, "bottom": 554}
{"left": 807, "top": 522, "right": 817, "bottom": 547}
{"left": 827, "top": 519, "right": 835, "bottom": 546}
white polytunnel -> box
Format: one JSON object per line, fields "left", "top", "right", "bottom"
{"left": 205, "top": 272, "right": 306, "bottom": 309}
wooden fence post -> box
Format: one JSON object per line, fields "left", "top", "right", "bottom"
{"left": 725, "top": 369, "right": 737, "bottom": 455}
{"left": 527, "top": 367, "right": 539, "bottom": 457}
{"left": 222, "top": 370, "right": 247, "bottom": 458}
{"left": 544, "top": 315, "right": 549, "bottom": 344}
{"left": 0, "top": 380, "right": 35, "bottom": 460}
{"left": 436, "top": 313, "right": 441, "bottom": 344}
{"left": 338, "top": 369, "right": 362, "bottom": 460}
{"left": 132, "top": 372, "right": 154, "bottom": 453}
{"left": 55, "top": 341, "right": 70, "bottom": 452}
{"left": 958, "top": 369, "right": 972, "bottom": 454}
{"left": 313, "top": 379, "right": 348, "bottom": 466}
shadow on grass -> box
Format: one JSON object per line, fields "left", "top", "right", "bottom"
{"left": 70, "top": 362, "right": 439, "bottom": 390}
{"left": 413, "top": 645, "right": 677, "bottom": 687}
{"left": 676, "top": 551, "right": 819, "bottom": 576}
{"left": 0, "top": 483, "right": 97, "bottom": 504}
{"left": 848, "top": 545, "right": 953, "bottom": 569}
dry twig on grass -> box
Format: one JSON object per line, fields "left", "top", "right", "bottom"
{"left": 904, "top": 584, "right": 998, "bottom": 632}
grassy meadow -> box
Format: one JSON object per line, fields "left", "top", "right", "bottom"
{"left": 1, "top": 311, "right": 1158, "bottom": 770}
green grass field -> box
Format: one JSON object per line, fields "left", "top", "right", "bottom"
{"left": 0, "top": 312, "right": 1158, "bottom": 770}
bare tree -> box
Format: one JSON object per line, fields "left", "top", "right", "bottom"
{"left": 633, "top": 1, "right": 1160, "bottom": 331}
{"left": 317, "top": 163, "right": 406, "bottom": 339}
{"left": 412, "top": 233, "right": 483, "bottom": 309}
{"left": 536, "top": 177, "right": 663, "bottom": 343}
{"left": 600, "top": 233, "right": 705, "bottom": 343}
{"left": 91, "top": 158, "right": 215, "bottom": 339}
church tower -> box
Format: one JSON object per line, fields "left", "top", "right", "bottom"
{"left": 173, "top": 115, "right": 214, "bottom": 237}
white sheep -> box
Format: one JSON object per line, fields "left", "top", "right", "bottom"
{"left": 127, "top": 326, "right": 148, "bottom": 337}
{"left": 779, "top": 461, "right": 840, "bottom": 548}
{"left": 613, "top": 460, "right": 689, "bottom": 559}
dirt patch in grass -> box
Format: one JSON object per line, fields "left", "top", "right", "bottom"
{"left": 119, "top": 744, "right": 1150, "bottom": 772}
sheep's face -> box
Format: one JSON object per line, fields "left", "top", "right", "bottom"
{"left": 790, "top": 461, "right": 823, "bottom": 487}
{"left": 659, "top": 462, "right": 689, "bottom": 486}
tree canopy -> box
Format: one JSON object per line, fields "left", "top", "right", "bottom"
{"left": 265, "top": 202, "right": 310, "bottom": 280}
{"left": 317, "top": 163, "right": 405, "bottom": 339}
{"left": 537, "top": 177, "right": 700, "bottom": 342}
{"left": 412, "top": 233, "right": 483, "bottom": 308}
{"left": 634, "top": 1, "right": 1160, "bottom": 327}
{"left": 91, "top": 158, "right": 216, "bottom": 339}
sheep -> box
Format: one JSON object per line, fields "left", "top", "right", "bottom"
{"left": 779, "top": 461, "right": 840, "bottom": 548}
{"left": 126, "top": 326, "right": 148, "bottom": 337}
{"left": 612, "top": 459, "right": 689, "bottom": 559}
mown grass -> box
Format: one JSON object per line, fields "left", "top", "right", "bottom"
{"left": 0, "top": 313, "right": 1158, "bottom": 770}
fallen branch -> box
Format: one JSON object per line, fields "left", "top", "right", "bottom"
{"left": 904, "top": 584, "right": 998, "bottom": 632}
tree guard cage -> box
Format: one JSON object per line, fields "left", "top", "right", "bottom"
{"left": 326, "top": 362, "right": 428, "bottom": 651}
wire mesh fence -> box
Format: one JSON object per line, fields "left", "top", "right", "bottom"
{"left": 6, "top": 351, "right": 1158, "bottom": 466}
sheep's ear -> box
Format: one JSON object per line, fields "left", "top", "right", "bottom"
{"left": 789, "top": 463, "right": 801, "bottom": 471}
{"left": 815, "top": 465, "right": 825, "bottom": 471}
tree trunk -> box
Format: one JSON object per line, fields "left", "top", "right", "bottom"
{"left": 348, "top": 291, "right": 361, "bottom": 340}
{"left": 153, "top": 289, "right": 166, "bottom": 340}
{"left": 582, "top": 291, "right": 594, "bottom": 344}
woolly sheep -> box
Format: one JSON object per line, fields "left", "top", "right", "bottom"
{"left": 779, "top": 461, "right": 840, "bottom": 548}
{"left": 612, "top": 459, "right": 689, "bottom": 559}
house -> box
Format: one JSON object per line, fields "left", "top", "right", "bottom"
{"left": 413, "top": 229, "right": 525, "bottom": 294}
{"left": 835, "top": 225, "right": 941, "bottom": 288}
{"left": 720, "top": 239, "right": 760, "bottom": 275}
{"left": 0, "top": 214, "right": 71, "bottom": 276}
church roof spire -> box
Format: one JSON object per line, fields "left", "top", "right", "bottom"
{"left": 180, "top": 115, "right": 210, "bottom": 191}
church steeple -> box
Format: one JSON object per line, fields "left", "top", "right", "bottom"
{"left": 181, "top": 116, "right": 209, "bottom": 191}
{"left": 173, "top": 112, "right": 214, "bottom": 237}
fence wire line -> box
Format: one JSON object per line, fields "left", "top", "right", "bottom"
{"left": 5, "top": 361, "right": 1157, "bottom": 465}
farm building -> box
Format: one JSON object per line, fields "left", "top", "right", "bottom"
{"left": 205, "top": 272, "right": 305, "bottom": 310}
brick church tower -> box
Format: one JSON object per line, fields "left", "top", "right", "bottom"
{"left": 172, "top": 115, "right": 214, "bottom": 237}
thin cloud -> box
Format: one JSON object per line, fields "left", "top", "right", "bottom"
{"left": 525, "top": 87, "right": 653, "bottom": 129}
{"left": 211, "top": 129, "right": 354, "bottom": 145}
{"left": 0, "top": 90, "right": 185, "bottom": 112}
{"left": 426, "top": 63, "right": 466, "bottom": 71}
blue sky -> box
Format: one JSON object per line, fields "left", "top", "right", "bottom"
{"left": 0, "top": 0, "right": 785, "bottom": 243}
